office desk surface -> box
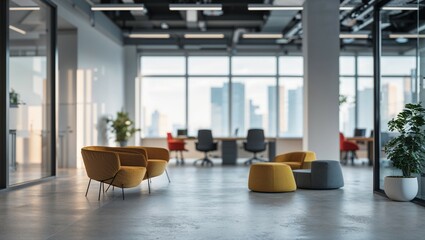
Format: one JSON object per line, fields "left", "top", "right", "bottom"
{"left": 346, "top": 137, "right": 373, "bottom": 142}
{"left": 176, "top": 137, "right": 277, "bottom": 141}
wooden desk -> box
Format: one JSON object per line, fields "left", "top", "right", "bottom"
{"left": 176, "top": 137, "right": 276, "bottom": 165}
{"left": 346, "top": 137, "right": 374, "bottom": 166}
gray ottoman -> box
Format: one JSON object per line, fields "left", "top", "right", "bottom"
{"left": 292, "top": 160, "right": 344, "bottom": 189}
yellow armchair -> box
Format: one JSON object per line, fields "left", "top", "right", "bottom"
{"left": 81, "top": 146, "right": 148, "bottom": 200}
{"left": 127, "top": 146, "right": 170, "bottom": 193}
{"left": 273, "top": 151, "right": 317, "bottom": 169}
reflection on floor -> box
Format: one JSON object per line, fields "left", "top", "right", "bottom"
{"left": 8, "top": 163, "right": 49, "bottom": 185}
{"left": 1, "top": 159, "right": 424, "bottom": 240}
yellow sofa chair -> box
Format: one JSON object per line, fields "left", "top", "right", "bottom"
{"left": 248, "top": 163, "right": 296, "bottom": 193}
{"left": 81, "top": 146, "right": 148, "bottom": 200}
{"left": 127, "top": 146, "right": 170, "bottom": 193}
{"left": 273, "top": 151, "right": 317, "bottom": 169}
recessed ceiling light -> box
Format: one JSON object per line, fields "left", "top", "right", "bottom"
{"left": 395, "top": 37, "right": 408, "bottom": 43}
{"left": 10, "top": 6, "right": 40, "bottom": 11}
{"left": 128, "top": 33, "right": 170, "bottom": 39}
{"left": 242, "top": 33, "right": 283, "bottom": 39}
{"left": 247, "top": 4, "right": 303, "bottom": 11}
{"left": 91, "top": 4, "right": 145, "bottom": 11}
{"left": 184, "top": 33, "right": 225, "bottom": 39}
{"left": 389, "top": 34, "right": 425, "bottom": 39}
{"left": 382, "top": 6, "right": 418, "bottom": 11}
{"left": 169, "top": 4, "right": 222, "bottom": 11}
{"left": 339, "top": 34, "right": 369, "bottom": 39}
{"left": 9, "top": 25, "right": 26, "bottom": 35}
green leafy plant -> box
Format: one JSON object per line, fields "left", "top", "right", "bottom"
{"left": 385, "top": 103, "right": 425, "bottom": 177}
{"left": 106, "top": 111, "right": 140, "bottom": 143}
{"left": 9, "top": 89, "right": 21, "bottom": 106}
{"left": 339, "top": 94, "right": 348, "bottom": 106}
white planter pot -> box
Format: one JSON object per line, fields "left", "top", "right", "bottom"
{"left": 384, "top": 176, "right": 418, "bottom": 202}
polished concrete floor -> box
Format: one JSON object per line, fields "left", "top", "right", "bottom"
{"left": 0, "top": 160, "right": 424, "bottom": 240}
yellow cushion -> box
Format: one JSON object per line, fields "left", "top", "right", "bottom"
{"left": 282, "top": 162, "right": 302, "bottom": 169}
{"left": 248, "top": 163, "right": 296, "bottom": 193}
{"left": 144, "top": 159, "right": 168, "bottom": 180}
{"left": 105, "top": 166, "right": 146, "bottom": 188}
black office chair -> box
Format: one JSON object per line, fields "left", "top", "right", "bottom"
{"left": 243, "top": 129, "right": 267, "bottom": 165}
{"left": 194, "top": 130, "right": 218, "bottom": 167}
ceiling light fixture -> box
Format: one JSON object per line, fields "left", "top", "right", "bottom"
{"left": 10, "top": 6, "right": 40, "bottom": 11}
{"left": 9, "top": 25, "right": 26, "bottom": 35}
{"left": 184, "top": 33, "right": 225, "bottom": 39}
{"left": 128, "top": 33, "right": 170, "bottom": 39}
{"left": 389, "top": 34, "right": 425, "bottom": 39}
{"left": 247, "top": 4, "right": 303, "bottom": 11}
{"left": 339, "top": 33, "right": 369, "bottom": 39}
{"left": 247, "top": 5, "right": 357, "bottom": 11}
{"left": 91, "top": 4, "right": 145, "bottom": 11}
{"left": 169, "top": 4, "right": 222, "bottom": 11}
{"left": 339, "top": 6, "right": 355, "bottom": 11}
{"left": 382, "top": 6, "right": 419, "bottom": 11}
{"left": 242, "top": 33, "right": 284, "bottom": 39}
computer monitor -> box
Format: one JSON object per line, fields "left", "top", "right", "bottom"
{"left": 177, "top": 129, "right": 188, "bottom": 136}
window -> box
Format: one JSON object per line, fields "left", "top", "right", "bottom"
{"left": 279, "top": 77, "right": 303, "bottom": 137}
{"left": 141, "top": 77, "right": 185, "bottom": 137}
{"left": 232, "top": 57, "right": 276, "bottom": 75}
{"left": 188, "top": 57, "right": 229, "bottom": 75}
{"left": 188, "top": 78, "right": 229, "bottom": 136}
{"left": 141, "top": 57, "right": 185, "bottom": 75}
{"left": 279, "top": 56, "right": 303, "bottom": 76}
{"left": 140, "top": 55, "right": 304, "bottom": 138}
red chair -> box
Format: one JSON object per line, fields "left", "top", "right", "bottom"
{"left": 167, "top": 132, "right": 187, "bottom": 165}
{"left": 339, "top": 133, "right": 359, "bottom": 165}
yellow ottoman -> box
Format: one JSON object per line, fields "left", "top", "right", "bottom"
{"left": 248, "top": 163, "right": 296, "bottom": 193}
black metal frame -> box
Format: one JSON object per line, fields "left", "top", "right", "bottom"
{"left": 0, "top": 0, "right": 57, "bottom": 189}
{"left": 373, "top": 0, "right": 425, "bottom": 206}
{"left": 0, "top": 0, "right": 10, "bottom": 189}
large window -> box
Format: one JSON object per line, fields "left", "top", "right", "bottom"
{"left": 140, "top": 56, "right": 303, "bottom": 138}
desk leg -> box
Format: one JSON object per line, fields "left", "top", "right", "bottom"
{"left": 268, "top": 141, "right": 276, "bottom": 162}
{"left": 222, "top": 140, "right": 237, "bottom": 165}
{"left": 368, "top": 141, "right": 373, "bottom": 166}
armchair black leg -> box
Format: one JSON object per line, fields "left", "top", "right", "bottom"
{"left": 121, "top": 185, "right": 125, "bottom": 200}
{"left": 85, "top": 179, "right": 91, "bottom": 197}
{"left": 98, "top": 181, "right": 102, "bottom": 201}
{"left": 165, "top": 169, "right": 171, "bottom": 183}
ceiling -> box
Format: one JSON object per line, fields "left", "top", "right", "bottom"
{"left": 89, "top": 0, "right": 423, "bottom": 53}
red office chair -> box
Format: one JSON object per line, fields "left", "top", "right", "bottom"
{"left": 167, "top": 132, "right": 187, "bottom": 165}
{"left": 339, "top": 132, "right": 359, "bottom": 165}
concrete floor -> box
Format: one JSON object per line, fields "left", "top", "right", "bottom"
{"left": 0, "top": 160, "right": 424, "bottom": 240}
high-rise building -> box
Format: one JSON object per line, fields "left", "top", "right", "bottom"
{"left": 149, "top": 110, "right": 168, "bottom": 137}
{"left": 268, "top": 86, "right": 285, "bottom": 136}
{"left": 358, "top": 87, "right": 373, "bottom": 133}
{"left": 382, "top": 83, "right": 403, "bottom": 131}
{"left": 249, "top": 99, "right": 263, "bottom": 129}
{"left": 287, "top": 87, "right": 303, "bottom": 136}
{"left": 211, "top": 87, "right": 225, "bottom": 135}
{"left": 231, "top": 82, "right": 245, "bottom": 136}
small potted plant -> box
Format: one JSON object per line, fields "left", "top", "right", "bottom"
{"left": 106, "top": 111, "right": 140, "bottom": 147}
{"left": 384, "top": 103, "right": 425, "bottom": 201}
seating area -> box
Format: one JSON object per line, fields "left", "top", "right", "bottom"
{"left": 81, "top": 146, "right": 171, "bottom": 200}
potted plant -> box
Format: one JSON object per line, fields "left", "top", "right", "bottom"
{"left": 106, "top": 111, "right": 140, "bottom": 147}
{"left": 384, "top": 103, "right": 425, "bottom": 201}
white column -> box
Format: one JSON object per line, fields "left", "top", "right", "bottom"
{"left": 302, "top": 0, "right": 340, "bottom": 159}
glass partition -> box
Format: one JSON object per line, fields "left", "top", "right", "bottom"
{"left": 8, "top": 0, "right": 55, "bottom": 185}
{"left": 376, "top": 0, "right": 424, "bottom": 202}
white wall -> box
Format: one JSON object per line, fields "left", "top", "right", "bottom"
{"left": 55, "top": 1, "right": 125, "bottom": 168}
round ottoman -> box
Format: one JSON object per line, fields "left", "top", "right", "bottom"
{"left": 248, "top": 163, "right": 296, "bottom": 193}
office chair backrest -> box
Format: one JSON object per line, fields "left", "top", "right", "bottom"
{"left": 167, "top": 132, "right": 173, "bottom": 141}
{"left": 246, "top": 129, "right": 265, "bottom": 148}
{"left": 197, "top": 129, "right": 214, "bottom": 148}
{"left": 354, "top": 128, "right": 366, "bottom": 137}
